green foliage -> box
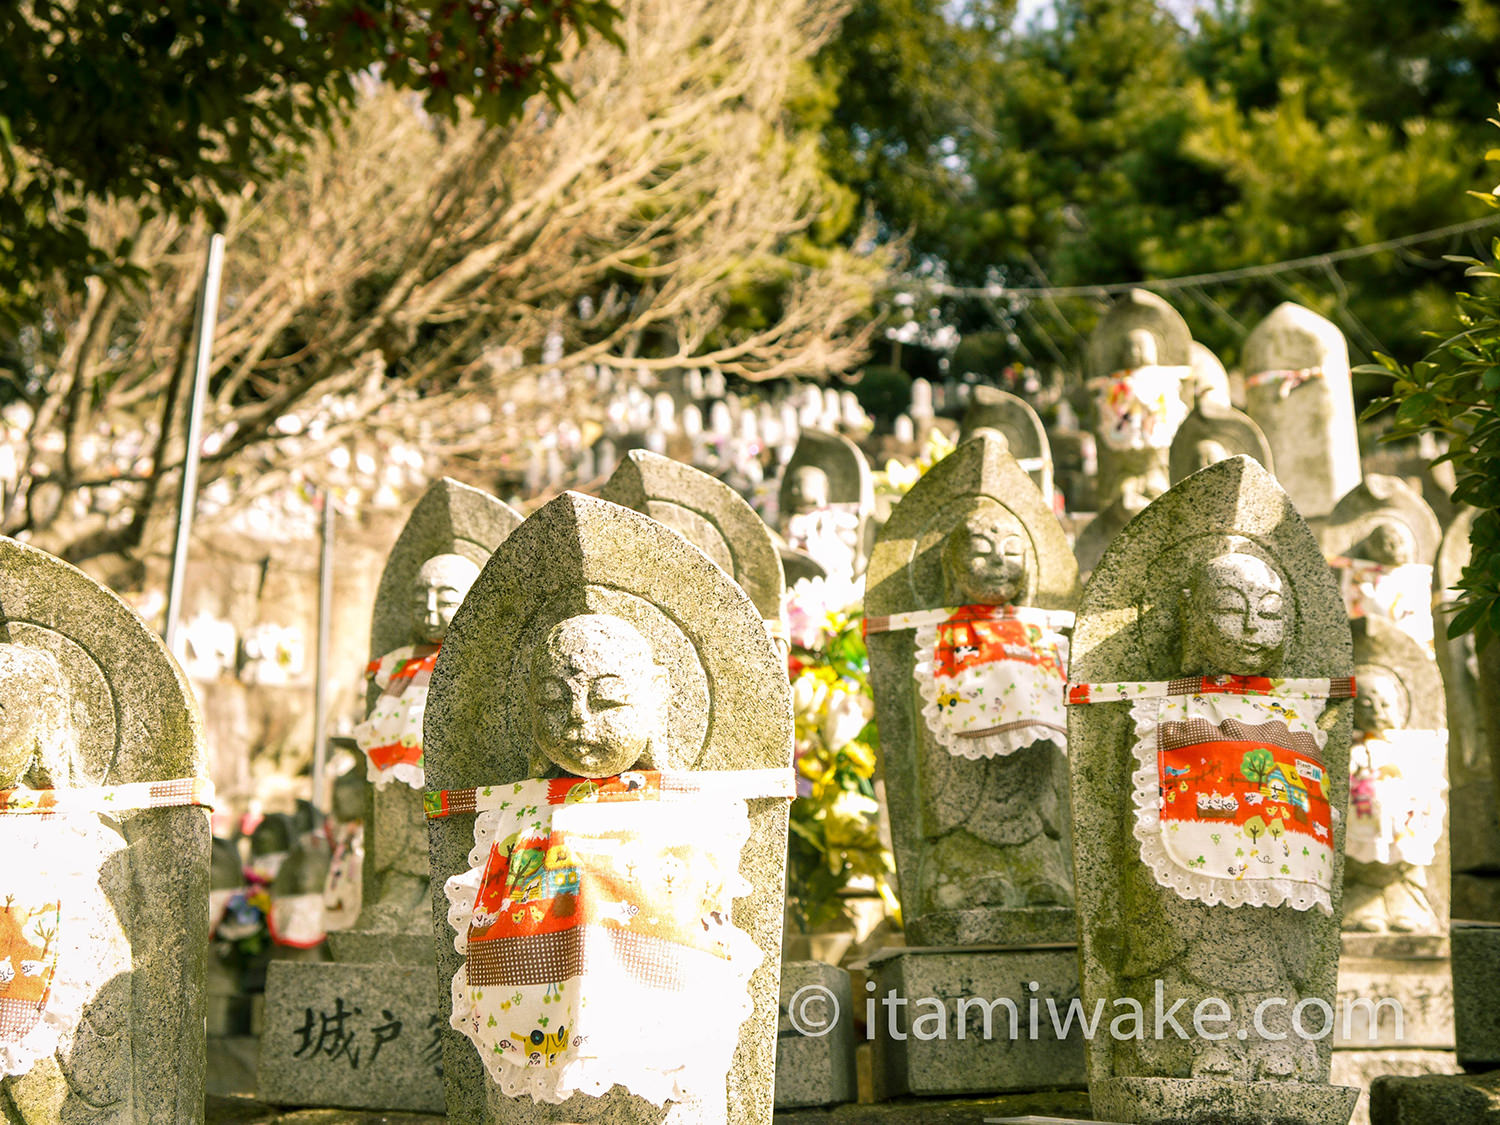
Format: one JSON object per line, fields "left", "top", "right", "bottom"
{"left": 1362, "top": 120, "right": 1500, "bottom": 649}
{"left": 818, "top": 0, "right": 1500, "bottom": 369}
{"left": 1240, "top": 746, "right": 1275, "bottom": 786}
{"left": 850, "top": 364, "right": 912, "bottom": 424}
{"left": 0, "top": 0, "right": 622, "bottom": 326}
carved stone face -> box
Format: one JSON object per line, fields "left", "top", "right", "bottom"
{"left": 1124, "top": 328, "right": 1159, "bottom": 369}
{"left": 410, "top": 553, "right": 482, "bottom": 645}
{"left": 1360, "top": 519, "right": 1417, "bottom": 567}
{"left": 1353, "top": 669, "right": 1406, "bottom": 735}
{"left": 0, "top": 645, "right": 69, "bottom": 788}
{"left": 1182, "top": 553, "right": 1287, "bottom": 675}
{"left": 941, "top": 508, "right": 1029, "bottom": 606}
{"left": 529, "top": 614, "right": 668, "bottom": 778}
{"left": 786, "top": 466, "right": 831, "bottom": 515}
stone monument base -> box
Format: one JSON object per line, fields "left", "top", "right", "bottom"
{"left": 1368, "top": 1068, "right": 1500, "bottom": 1125}
{"left": 257, "top": 960, "right": 445, "bottom": 1112}
{"left": 1090, "top": 1077, "right": 1359, "bottom": 1125}
{"left": 1452, "top": 922, "right": 1500, "bottom": 1067}
{"left": 865, "top": 945, "right": 1086, "bottom": 1099}
{"left": 907, "top": 905, "right": 1076, "bottom": 947}
{"left": 777, "top": 961, "right": 859, "bottom": 1109}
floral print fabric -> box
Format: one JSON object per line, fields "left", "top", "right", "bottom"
{"left": 1089, "top": 366, "right": 1191, "bottom": 451}
{"left": 432, "top": 768, "right": 793, "bottom": 1115}
{"left": 354, "top": 644, "right": 440, "bottom": 790}
{"left": 866, "top": 604, "right": 1072, "bottom": 759}
{"left": 1348, "top": 730, "right": 1449, "bottom": 867}
{"left": 1068, "top": 676, "right": 1354, "bottom": 914}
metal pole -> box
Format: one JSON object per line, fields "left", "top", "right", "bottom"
{"left": 311, "top": 489, "right": 336, "bottom": 812}
{"left": 163, "top": 232, "right": 226, "bottom": 658}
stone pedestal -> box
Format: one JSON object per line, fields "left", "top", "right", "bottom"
{"left": 866, "top": 945, "right": 1087, "bottom": 1100}
{"left": 1369, "top": 1068, "right": 1500, "bottom": 1125}
{"left": 776, "top": 961, "right": 859, "bottom": 1109}
{"left": 256, "top": 960, "right": 445, "bottom": 1112}
{"left": 1453, "top": 923, "right": 1500, "bottom": 1067}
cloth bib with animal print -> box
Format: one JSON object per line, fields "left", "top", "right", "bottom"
{"left": 432, "top": 768, "right": 793, "bottom": 1114}
{"left": 1067, "top": 676, "right": 1354, "bottom": 914}
{"left": 355, "top": 644, "right": 441, "bottom": 790}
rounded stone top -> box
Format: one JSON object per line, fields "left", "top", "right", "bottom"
{"left": 866, "top": 433, "right": 1078, "bottom": 616}
{"left": 1071, "top": 456, "right": 1351, "bottom": 683}
{"left": 1320, "top": 474, "right": 1442, "bottom": 566}
{"left": 423, "top": 492, "right": 793, "bottom": 790}
{"left": 0, "top": 535, "right": 203, "bottom": 785}
{"left": 370, "top": 477, "right": 523, "bottom": 659}
{"left": 1167, "top": 400, "right": 1274, "bottom": 485}
{"left": 1352, "top": 615, "right": 1443, "bottom": 732}
{"left": 958, "top": 386, "right": 1049, "bottom": 462}
{"left": 778, "top": 428, "right": 873, "bottom": 515}
{"left": 1189, "top": 341, "right": 1232, "bottom": 408}
{"left": 599, "top": 448, "right": 785, "bottom": 621}
{"left": 1086, "top": 289, "right": 1192, "bottom": 378}
{"left": 1242, "top": 302, "right": 1349, "bottom": 376}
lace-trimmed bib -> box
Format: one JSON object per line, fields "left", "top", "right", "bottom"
{"left": 1068, "top": 676, "right": 1355, "bottom": 914}
{"left": 429, "top": 768, "right": 793, "bottom": 1118}
{"left": 1089, "top": 366, "right": 1191, "bottom": 451}
{"left": 355, "top": 643, "right": 441, "bottom": 790}
{"left": 0, "top": 777, "right": 212, "bottom": 1077}
{"left": 1348, "top": 730, "right": 1449, "bottom": 867}
{"left": 866, "top": 605, "right": 1073, "bottom": 759}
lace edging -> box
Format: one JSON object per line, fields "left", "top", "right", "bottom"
{"left": 1126, "top": 697, "right": 1333, "bottom": 915}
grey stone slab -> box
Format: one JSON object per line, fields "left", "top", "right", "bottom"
{"left": 600, "top": 448, "right": 786, "bottom": 624}
{"left": 776, "top": 962, "right": 857, "bottom": 1109}
{"left": 1242, "top": 302, "right": 1362, "bottom": 520}
{"left": 423, "top": 492, "right": 794, "bottom": 1124}
{"left": 866, "top": 946, "right": 1087, "bottom": 1100}
{"left": 1067, "top": 457, "right": 1357, "bottom": 1121}
{"left": 256, "top": 961, "right": 445, "bottom": 1113}
{"left": 1451, "top": 923, "right": 1500, "bottom": 1066}
{"left": 959, "top": 388, "right": 1055, "bottom": 502}
{"left": 865, "top": 435, "right": 1079, "bottom": 946}
{"left": 1329, "top": 1048, "right": 1460, "bottom": 1125}
{"left": 0, "top": 535, "right": 210, "bottom": 1123}
{"left": 1333, "top": 939, "right": 1452, "bottom": 1049}
{"left": 1368, "top": 1067, "right": 1500, "bottom": 1125}
{"left": 772, "top": 1092, "right": 1097, "bottom": 1124}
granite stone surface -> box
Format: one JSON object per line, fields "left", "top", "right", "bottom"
{"left": 1167, "top": 401, "right": 1273, "bottom": 486}
{"left": 423, "top": 492, "right": 794, "bottom": 1124}
{"left": 0, "top": 535, "right": 210, "bottom": 1124}
{"left": 1067, "top": 457, "right": 1357, "bottom": 1124}
{"left": 865, "top": 435, "right": 1079, "bottom": 946}
{"left": 257, "top": 962, "right": 445, "bottom": 1113}
{"left": 959, "top": 388, "right": 1055, "bottom": 502}
{"left": 1242, "top": 303, "right": 1362, "bottom": 520}
{"left": 776, "top": 962, "right": 858, "bottom": 1109}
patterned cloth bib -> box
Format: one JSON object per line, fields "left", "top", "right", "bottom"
{"left": 1067, "top": 676, "right": 1355, "bottom": 914}
{"left": 866, "top": 605, "right": 1072, "bottom": 759}
{"left": 431, "top": 769, "right": 793, "bottom": 1117}
{"left": 322, "top": 821, "right": 364, "bottom": 931}
{"left": 1348, "top": 730, "right": 1448, "bottom": 867}
{"left": 1330, "top": 558, "right": 1435, "bottom": 653}
{"left": 1089, "top": 366, "right": 1191, "bottom": 452}
{"left": 355, "top": 644, "right": 441, "bottom": 790}
{"left": 1247, "top": 367, "right": 1325, "bottom": 399}
{"left": 0, "top": 778, "right": 211, "bottom": 1077}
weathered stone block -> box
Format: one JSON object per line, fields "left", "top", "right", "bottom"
{"left": 776, "top": 962, "right": 858, "bottom": 1109}
{"left": 256, "top": 961, "right": 445, "bottom": 1112}
{"left": 1452, "top": 924, "right": 1500, "bottom": 1067}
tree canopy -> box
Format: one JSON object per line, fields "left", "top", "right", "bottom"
{"left": 0, "top": 0, "right": 622, "bottom": 326}
{"left": 818, "top": 0, "right": 1500, "bottom": 370}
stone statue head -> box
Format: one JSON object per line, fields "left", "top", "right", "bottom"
{"left": 0, "top": 643, "right": 73, "bottom": 788}
{"left": 1179, "top": 551, "right": 1288, "bottom": 676}
{"left": 1124, "top": 328, "right": 1159, "bottom": 369}
{"left": 940, "top": 505, "right": 1029, "bottom": 607}
{"left": 1357, "top": 518, "right": 1418, "bottom": 568}
{"left": 1353, "top": 665, "right": 1408, "bottom": 735}
{"left": 1192, "top": 438, "right": 1233, "bottom": 474}
{"left": 411, "top": 553, "right": 482, "bottom": 645}
{"left": 786, "top": 466, "right": 831, "bottom": 516}
{"left": 527, "top": 614, "right": 670, "bottom": 778}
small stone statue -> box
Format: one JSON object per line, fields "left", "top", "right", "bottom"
{"left": 1342, "top": 619, "right": 1449, "bottom": 934}
{"left": 1068, "top": 457, "right": 1358, "bottom": 1125}
{"left": 423, "top": 492, "right": 794, "bottom": 1124}
{"left": 777, "top": 429, "right": 872, "bottom": 582}
{"left": 866, "top": 435, "right": 1078, "bottom": 946}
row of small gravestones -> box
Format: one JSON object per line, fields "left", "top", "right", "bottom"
{"left": 0, "top": 297, "right": 1480, "bottom": 1125}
